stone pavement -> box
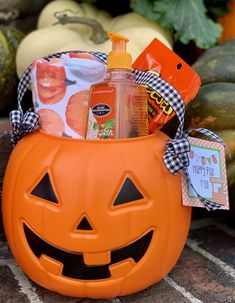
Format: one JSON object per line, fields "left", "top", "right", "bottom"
{"left": 0, "top": 119, "right": 235, "bottom": 303}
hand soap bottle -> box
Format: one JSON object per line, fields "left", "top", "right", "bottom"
{"left": 86, "top": 32, "right": 149, "bottom": 139}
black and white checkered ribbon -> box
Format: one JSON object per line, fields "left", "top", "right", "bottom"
{"left": 131, "top": 63, "right": 228, "bottom": 211}
{"left": 13, "top": 50, "right": 227, "bottom": 210}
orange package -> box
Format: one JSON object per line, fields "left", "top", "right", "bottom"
{"left": 133, "top": 38, "right": 201, "bottom": 133}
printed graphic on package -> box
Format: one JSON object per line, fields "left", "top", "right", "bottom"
{"left": 182, "top": 137, "right": 229, "bottom": 209}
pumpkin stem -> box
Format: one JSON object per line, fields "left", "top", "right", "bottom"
{"left": 54, "top": 10, "right": 109, "bottom": 44}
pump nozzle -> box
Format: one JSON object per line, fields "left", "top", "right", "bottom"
{"left": 107, "top": 32, "right": 132, "bottom": 71}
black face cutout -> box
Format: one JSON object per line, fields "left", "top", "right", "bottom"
{"left": 76, "top": 216, "right": 93, "bottom": 231}
{"left": 24, "top": 223, "right": 153, "bottom": 280}
{"left": 31, "top": 173, "right": 58, "bottom": 203}
{"left": 113, "top": 178, "right": 144, "bottom": 206}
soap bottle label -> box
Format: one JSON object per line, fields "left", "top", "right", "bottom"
{"left": 127, "top": 87, "right": 149, "bottom": 138}
{"left": 87, "top": 85, "right": 116, "bottom": 139}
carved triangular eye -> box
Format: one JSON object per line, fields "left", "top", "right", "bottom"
{"left": 113, "top": 178, "right": 144, "bottom": 206}
{"left": 31, "top": 173, "right": 58, "bottom": 203}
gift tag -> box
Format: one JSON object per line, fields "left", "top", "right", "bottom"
{"left": 182, "top": 137, "right": 229, "bottom": 209}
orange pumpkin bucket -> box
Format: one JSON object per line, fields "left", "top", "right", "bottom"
{"left": 2, "top": 50, "right": 192, "bottom": 298}
{"left": 2, "top": 130, "right": 191, "bottom": 298}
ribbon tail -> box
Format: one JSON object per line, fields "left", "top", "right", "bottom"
{"left": 198, "top": 197, "right": 222, "bottom": 211}
{"left": 186, "top": 171, "right": 222, "bottom": 211}
{"left": 10, "top": 131, "right": 21, "bottom": 147}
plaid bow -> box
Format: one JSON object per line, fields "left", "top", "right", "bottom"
{"left": 163, "top": 136, "right": 190, "bottom": 175}
{"left": 9, "top": 109, "right": 39, "bottom": 146}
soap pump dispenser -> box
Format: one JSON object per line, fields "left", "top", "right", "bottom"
{"left": 86, "top": 32, "right": 149, "bottom": 139}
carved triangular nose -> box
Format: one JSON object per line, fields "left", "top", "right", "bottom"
{"left": 76, "top": 216, "right": 93, "bottom": 231}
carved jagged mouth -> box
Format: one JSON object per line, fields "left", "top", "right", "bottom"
{"left": 24, "top": 224, "right": 153, "bottom": 280}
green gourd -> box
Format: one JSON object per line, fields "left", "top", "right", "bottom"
{"left": 0, "top": 25, "right": 24, "bottom": 114}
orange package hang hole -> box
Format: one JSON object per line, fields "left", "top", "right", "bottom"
{"left": 2, "top": 50, "right": 191, "bottom": 298}
{"left": 133, "top": 38, "right": 201, "bottom": 132}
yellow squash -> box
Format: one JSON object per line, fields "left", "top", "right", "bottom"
{"left": 16, "top": 0, "right": 173, "bottom": 77}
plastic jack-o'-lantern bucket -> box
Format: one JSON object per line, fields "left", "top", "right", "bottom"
{"left": 2, "top": 51, "right": 191, "bottom": 298}
{"left": 2, "top": 131, "right": 191, "bottom": 298}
